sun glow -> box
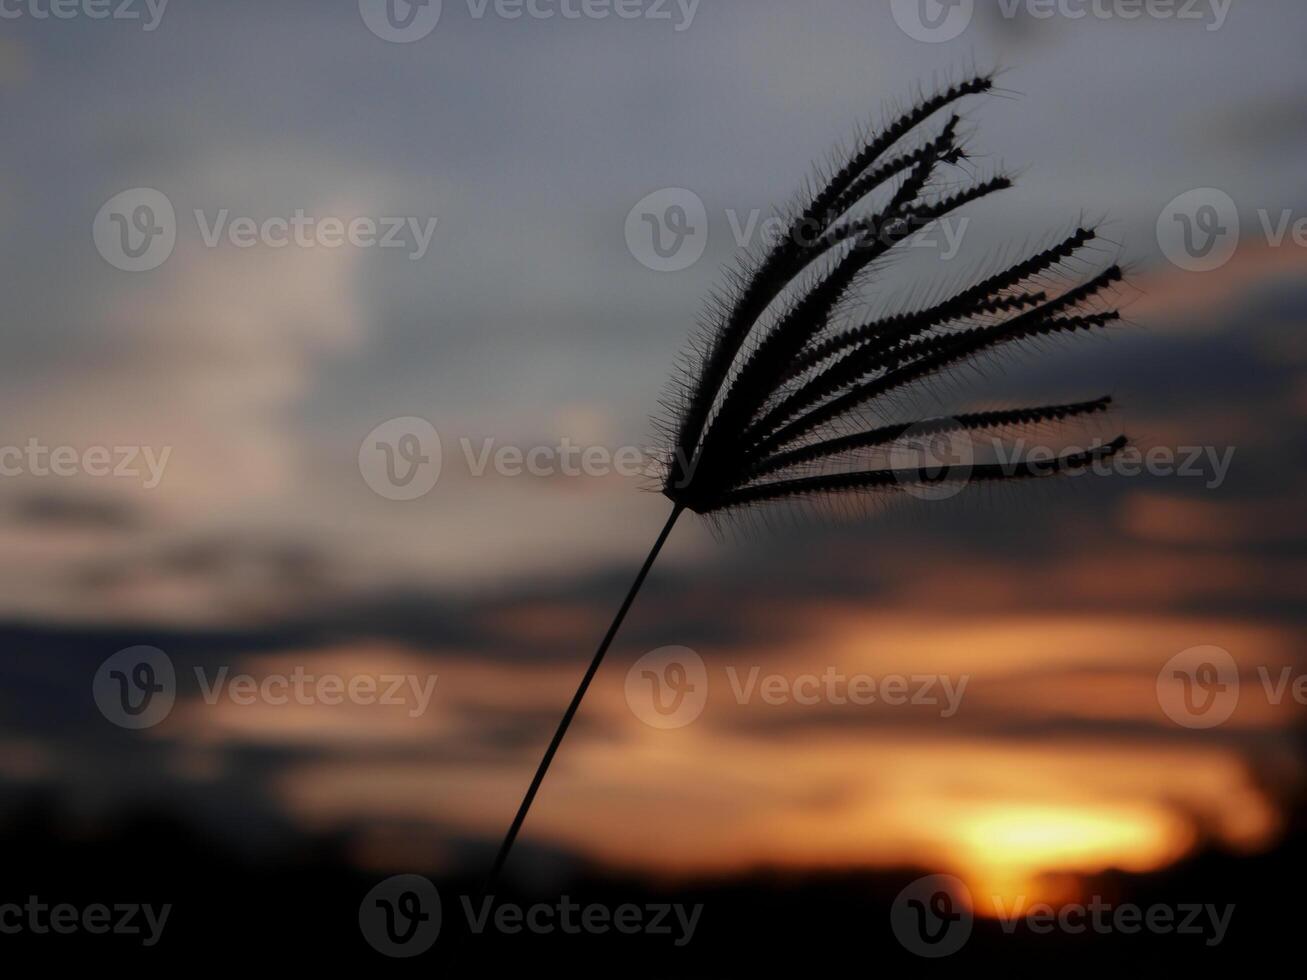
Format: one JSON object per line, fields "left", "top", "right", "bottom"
{"left": 950, "top": 802, "right": 1196, "bottom": 916}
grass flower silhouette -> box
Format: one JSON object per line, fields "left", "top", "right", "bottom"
{"left": 481, "top": 73, "right": 1128, "bottom": 896}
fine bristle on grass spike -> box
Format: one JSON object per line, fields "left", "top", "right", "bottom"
{"left": 779, "top": 289, "right": 1049, "bottom": 385}
{"left": 715, "top": 436, "right": 1129, "bottom": 512}
{"left": 743, "top": 269, "right": 1123, "bottom": 464}
{"left": 826, "top": 116, "right": 963, "bottom": 221}
{"left": 744, "top": 396, "right": 1114, "bottom": 484}
{"left": 667, "top": 76, "right": 995, "bottom": 492}
{"left": 780, "top": 226, "right": 1098, "bottom": 381}
{"left": 801, "top": 75, "right": 993, "bottom": 227}
{"left": 751, "top": 286, "right": 1057, "bottom": 447}
{"left": 689, "top": 174, "right": 1014, "bottom": 501}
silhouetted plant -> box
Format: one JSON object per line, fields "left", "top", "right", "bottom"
{"left": 481, "top": 73, "right": 1127, "bottom": 897}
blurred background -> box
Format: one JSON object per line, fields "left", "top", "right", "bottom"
{"left": 1, "top": 0, "right": 1304, "bottom": 969}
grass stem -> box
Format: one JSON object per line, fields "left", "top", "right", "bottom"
{"left": 478, "top": 502, "right": 685, "bottom": 899}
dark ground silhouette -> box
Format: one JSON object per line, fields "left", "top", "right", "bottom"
{"left": 0, "top": 787, "right": 1294, "bottom": 973}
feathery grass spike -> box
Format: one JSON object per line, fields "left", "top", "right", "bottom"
{"left": 477, "top": 75, "right": 1128, "bottom": 908}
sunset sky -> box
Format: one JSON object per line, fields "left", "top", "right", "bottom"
{"left": 1, "top": 0, "right": 1305, "bottom": 922}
